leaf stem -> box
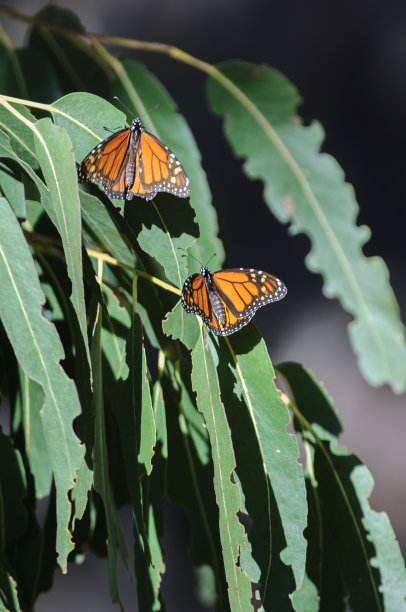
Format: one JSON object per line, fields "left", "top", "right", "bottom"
{"left": 25, "top": 232, "right": 180, "bottom": 296}
{"left": 86, "top": 248, "right": 181, "bottom": 296}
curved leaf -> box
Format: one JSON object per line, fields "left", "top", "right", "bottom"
{"left": 0, "top": 101, "right": 38, "bottom": 168}
{"left": 0, "top": 108, "right": 54, "bottom": 223}
{"left": 0, "top": 197, "right": 84, "bottom": 571}
{"left": 16, "top": 369, "right": 52, "bottom": 499}
{"left": 0, "top": 160, "right": 25, "bottom": 218}
{"left": 191, "top": 330, "right": 253, "bottom": 611}
{"left": 206, "top": 61, "right": 406, "bottom": 392}
{"left": 34, "top": 117, "right": 90, "bottom": 365}
{"left": 218, "top": 327, "right": 307, "bottom": 608}
{"left": 278, "top": 362, "right": 406, "bottom": 612}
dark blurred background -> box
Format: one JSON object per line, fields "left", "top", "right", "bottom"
{"left": 2, "top": 0, "right": 406, "bottom": 609}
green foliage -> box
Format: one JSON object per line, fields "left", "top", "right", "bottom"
{"left": 278, "top": 363, "right": 406, "bottom": 612}
{"left": 0, "top": 5, "right": 404, "bottom": 612}
{"left": 207, "top": 62, "right": 406, "bottom": 392}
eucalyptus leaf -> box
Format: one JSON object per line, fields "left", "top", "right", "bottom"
{"left": 16, "top": 369, "right": 52, "bottom": 499}
{"left": 278, "top": 362, "right": 406, "bottom": 612}
{"left": 34, "top": 117, "right": 90, "bottom": 367}
{"left": 218, "top": 327, "right": 307, "bottom": 607}
{"left": 191, "top": 330, "right": 253, "bottom": 611}
{"left": 0, "top": 197, "right": 84, "bottom": 571}
{"left": 207, "top": 61, "right": 406, "bottom": 392}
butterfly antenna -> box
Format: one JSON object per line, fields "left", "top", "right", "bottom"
{"left": 102, "top": 125, "right": 119, "bottom": 134}
{"left": 139, "top": 103, "right": 162, "bottom": 123}
{"left": 177, "top": 247, "right": 203, "bottom": 266}
{"left": 113, "top": 96, "right": 134, "bottom": 118}
{"left": 205, "top": 253, "right": 217, "bottom": 267}
{"left": 114, "top": 97, "right": 162, "bottom": 123}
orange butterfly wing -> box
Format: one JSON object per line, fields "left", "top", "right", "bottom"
{"left": 133, "top": 130, "right": 190, "bottom": 200}
{"left": 78, "top": 118, "right": 190, "bottom": 201}
{"left": 78, "top": 128, "right": 132, "bottom": 199}
{"left": 181, "top": 267, "right": 287, "bottom": 336}
{"left": 212, "top": 269, "right": 287, "bottom": 317}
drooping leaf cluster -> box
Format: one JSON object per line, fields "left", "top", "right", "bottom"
{"left": 0, "top": 6, "right": 405, "bottom": 612}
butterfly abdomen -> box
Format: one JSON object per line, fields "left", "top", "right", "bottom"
{"left": 201, "top": 266, "right": 226, "bottom": 325}
{"left": 125, "top": 132, "right": 138, "bottom": 190}
{"left": 208, "top": 289, "right": 226, "bottom": 325}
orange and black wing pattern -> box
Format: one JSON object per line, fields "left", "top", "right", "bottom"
{"left": 78, "top": 126, "right": 134, "bottom": 199}
{"left": 134, "top": 129, "right": 190, "bottom": 200}
{"left": 78, "top": 118, "right": 190, "bottom": 201}
{"left": 181, "top": 266, "right": 287, "bottom": 336}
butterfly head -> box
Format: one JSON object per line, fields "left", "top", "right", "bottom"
{"left": 200, "top": 265, "right": 212, "bottom": 282}
{"left": 131, "top": 117, "right": 142, "bottom": 132}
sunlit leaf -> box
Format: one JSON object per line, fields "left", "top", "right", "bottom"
{"left": 191, "top": 330, "right": 253, "bottom": 611}
{"left": 34, "top": 117, "right": 90, "bottom": 366}
{"left": 0, "top": 197, "right": 84, "bottom": 571}
{"left": 207, "top": 62, "right": 406, "bottom": 392}
{"left": 219, "top": 327, "right": 307, "bottom": 607}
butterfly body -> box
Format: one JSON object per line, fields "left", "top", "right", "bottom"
{"left": 78, "top": 117, "right": 190, "bottom": 201}
{"left": 181, "top": 266, "right": 287, "bottom": 336}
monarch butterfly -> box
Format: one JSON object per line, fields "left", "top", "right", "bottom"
{"left": 78, "top": 117, "right": 190, "bottom": 201}
{"left": 181, "top": 266, "right": 287, "bottom": 336}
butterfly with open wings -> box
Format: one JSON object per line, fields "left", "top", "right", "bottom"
{"left": 78, "top": 117, "right": 190, "bottom": 201}
{"left": 181, "top": 266, "right": 287, "bottom": 336}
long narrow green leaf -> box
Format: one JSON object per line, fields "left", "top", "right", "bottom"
{"left": 147, "top": 378, "right": 167, "bottom": 610}
{"left": 16, "top": 369, "right": 52, "bottom": 499}
{"left": 137, "top": 338, "right": 155, "bottom": 477}
{"left": 278, "top": 362, "right": 406, "bottom": 612}
{"left": 191, "top": 329, "right": 253, "bottom": 611}
{"left": 34, "top": 117, "right": 90, "bottom": 367}
{"left": 102, "top": 284, "right": 155, "bottom": 479}
{"left": 0, "top": 125, "right": 54, "bottom": 225}
{"left": 0, "top": 161, "right": 25, "bottom": 218}
{"left": 217, "top": 327, "right": 307, "bottom": 608}
{"left": 0, "top": 102, "right": 38, "bottom": 168}
{"left": 71, "top": 459, "right": 93, "bottom": 525}
{"left": 206, "top": 62, "right": 406, "bottom": 392}
{"left": 163, "top": 358, "right": 227, "bottom": 608}
{"left": 0, "top": 197, "right": 84, "bottom": 571}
